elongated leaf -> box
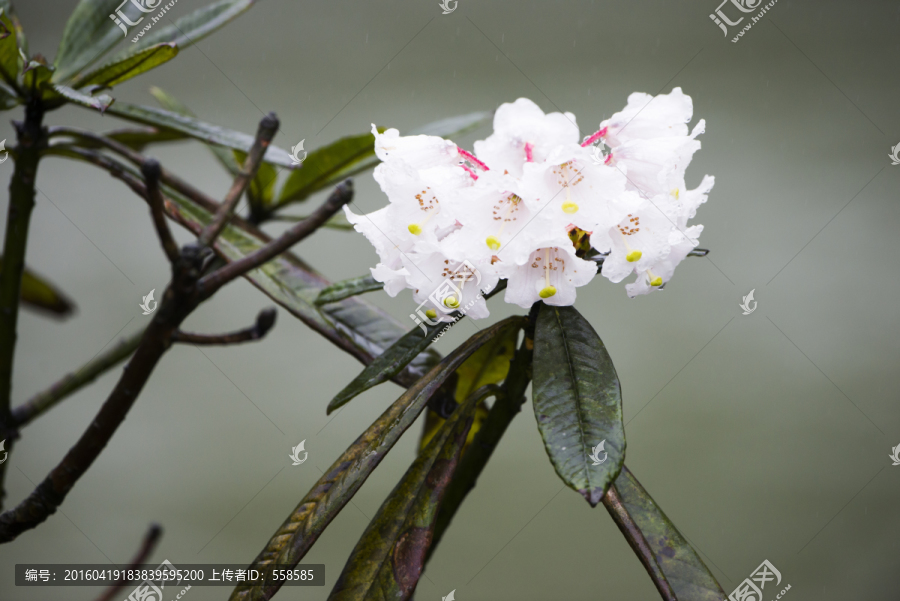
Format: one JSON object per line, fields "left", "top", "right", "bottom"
{"left": 419, "top": 323, "right": 518, "bottom": 452}
{"left": 611, "top": 466, "right": 726, "bottom": 601}
{"left": 148, "top": 85, "right": 238, "bottom": 172}
{"left": 275, "top": 111, "right": 492, "bottom": 209}
{"left": 116, "top": 0, "right": 255, "bottom": 58}
{"left": 326, "top": 320, "right": 449, "bottom": 415}
{"left": 275, "top": 131, "right": 380, "bottom": 208}
{"left": 0, "top": 9, "right": 19, "bottom": 91}
{"left": 315, "top": 275, "right": 383, "bottom": 305}
{"left": 532, "top": 304, "right": 625, "bottom": 507}
{"left": 330, "top": 391, "right": 477, "bottom": 601}
{"left": 104, "top": 102, "right": 296, "bottom": 166}
{"left": 104, "top": 126, "right": 186, "bottom": 149}
{"left": 49, "top": 83, "right": 114, "bottom": 113}
{"left": 228, "top": 319, "right": 519, "bottom": 601}
{"left": 53, "top": 0, "right": 141, "bottom": 83}
{"left": 74, "top": 42, "right": 178, "bottom": 88}
{"left": 0, "top": 257, "right": 76, "bottom": 316}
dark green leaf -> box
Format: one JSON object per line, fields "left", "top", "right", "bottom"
{"left": 53, "top": 0, "right": 140, "bottom": 83}
{"left": 48, "top": 83, "right": 114, "bottom": 113}
{"left": 315, "top": 275, "right": 383, "bottom": 305}
{"left": 275, "top": 131, "right": 378, "bottom": 209}
{"left": 104, "top": 102, "right": 296, "bottom": 166}
{"left": 274, "top": 111, "right": 492, "bottom": 209}
{"left": 0, "top": 9, "right": 19, "bottom": 93}
{"left": 227, "top": 320, "right": 517, "bottom": 601}
{"left": 329, "top": 391, "right": 478, "bottom": 601}
{"left": 148, "top": 85, "right": 238, "bottom": 171}
{"left": 326, "top": 320, "right": 450, "bottom": 415}
{"left": 104, "top": 126, "right": 186, "bottom": 149}
{"left": 116, "top": 0, "right": 255, "bottom": 58}
{"left": 612, "top": 466, "right": 726, "bottom": 601}
{"left": 74, "top": 42, "right": 178, "bottom": 89}
{"left": 0, "top": 257, "right": 76, "bottom": 317}
{"left": 233, "top": 149, "right": 278, "bottom": 213}
{"left": 532, "top": 304, "right": 625, "bottom": 506}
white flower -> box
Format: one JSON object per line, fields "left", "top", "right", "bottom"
{"left": 595, "top": 87, "right": 693, "bottom": 148}
{"left": 519, "top": 144, "right": 633, "bottom": 238}
{"left": 350, "top": 92, "right": 714, "bottom": 310}
{"left": 473, "top": 98, "right": 579, "bottom": 177}
{"left": 502, "top": 243, "right": 597, "bottom": 308}
{"left": 371, "top": 124, "right": 460, "bottom": 169}
{"left": 404, "top": 244, "right": 499, "bottom": 321}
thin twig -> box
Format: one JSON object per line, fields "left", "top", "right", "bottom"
{"left": 200, "top": 113, "right": 279, "bottom": 246}
{"left": 603, "top": 485, "right": 678, "bottom": 601}
{"left": 94, "top": 523, "right": 163, "bottom": 601}
{"left": 47, "top": 127, "right": 222, "bottom": 213}
{"left": 142, "top": 159, "right": 180, "bottom": 265}
{"left": 172, "top": 308, "right": 276, "bottom": 345}
{"left": 197, "top": 180, "right": 353, "bottom": 299}
{"left": 12, "top": 328, "right": 145, "bottom": 427}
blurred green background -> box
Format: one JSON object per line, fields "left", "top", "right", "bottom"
{"left": 0, "top": 0, "right": 898, "bottom": 599}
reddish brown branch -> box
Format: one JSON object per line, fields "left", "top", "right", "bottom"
{"left": 197, "top": 179, "right": 353, "bottom": 299}
{"left": 142, "top": 159, "right": 180, "bottom": 265}
{"left": 172, "top": 307, "right": 277, "bottom": 345}
{"left": 200, "top": 113, "right": 279, "bottom": 246}
{"left": 94, "top": 523, "right": 163, "bottom": 601}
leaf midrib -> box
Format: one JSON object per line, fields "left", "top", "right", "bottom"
{"left": 553, "top": 307, "right": 593, "bottom": 490}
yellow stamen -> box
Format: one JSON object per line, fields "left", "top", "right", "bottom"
{"left": 648, "top": 270, "right": 662, "bottom": 287}
{"left": 538, "top": 247, "right": 557, "bottom": 299}
{"left": 485, "top": 196, "right": 520, "bottom": 250}
{"left": 670, "top": 188, "right": 680, "bottom": 200}
{"left": 407, "top": 206, "right": 438, "bottom": 236}
{"left": 425, "top": 309, "right": 437, "bottom": 319}
{"left": 626, "top": 250, "right": 642, "bottom": 263}
{"left": 561, "top": 163, "right": 579, "bottom": 214}
{"left": 443, "top": 295, "right": 460, "bottom": 309}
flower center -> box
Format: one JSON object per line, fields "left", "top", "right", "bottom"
{"left": 554, "top": 162, "right": 584, "bottom": 214}
{"left": 485, "top": 194, "right": 522, "bottom": 251}
{"left": 618, "top": 215, "right": 642, "bottom": 262}
{"left": 408, "top": 187, "right": 440, "bottom": 235}
{"left": 539, "top": 248, "right": 557, "bottom": 298}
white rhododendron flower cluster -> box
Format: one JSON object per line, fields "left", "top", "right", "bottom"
{"left": 346, "top": 88, "right": 714, "bottom": 321}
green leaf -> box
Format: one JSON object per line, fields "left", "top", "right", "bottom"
{"left": 454, "top": 323, "right": 518, "bottom": 403}
{"left": 275, "top": 131, "right": 378, "bottom": 209}
{"left": 325, "top": 320, "right": 451, "bottom": 415}
{"left": 329, "top": 391, "right": 478, "bottom": 601}
{"left": 227, "top": 320, "right": 517, "bottom": 601}
{"left": 104, "top": 126, "right": 186, "bottom": 149}
{"left": 0, "top": 9, "right": 19, "bottom": 93}
{"left": 48, "top": 83, "right": 114, "bottom": 113}
{"left": 532, "top": 304, "right": 625, "bottom": 507}
{"left": 148, "top": 85, "right": 238, "bottom": 172}
{"left": 0, "top": 257, "right": 76, "bottom": 317}
{"left": 611, "top": 466, "right": 726, "bottom": 601}
{"left": 74, "top": 42, "right": 178, "bottom": 89}
{"left": 103, "top": 102, "right": 296, "bottom": 166}
{"left": 274, "top": 111, "right": 492, "bottom": 210}
{"left": 419, "top": 327, "right": 518, "bottom": 453}
{"left": 315, "top": 275, "right": 383, "bottom": 305}
{"left": 52, "top": 0, "right": 141, "bottom": 83}
{"left": 233, "top": 149, "right": 277, "bottom": 213}
{"left": 115, "top": 0, "right": 255, "bottom": 58}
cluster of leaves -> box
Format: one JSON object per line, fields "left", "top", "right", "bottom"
{"left": 0, "top": 1, "right": 726, "bottom": 600}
